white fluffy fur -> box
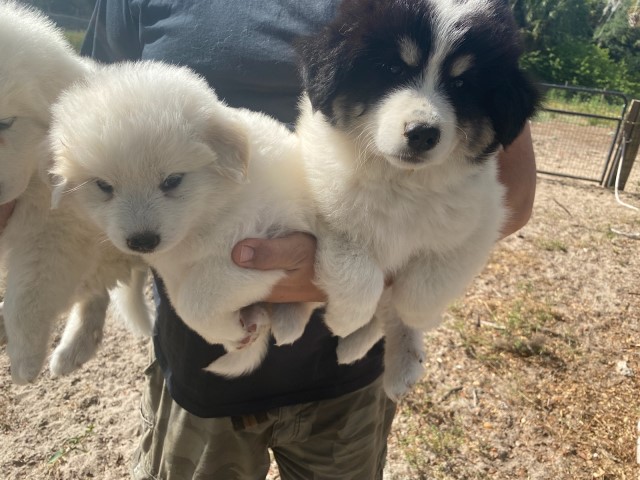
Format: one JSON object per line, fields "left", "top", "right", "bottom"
{"left": 294, "top": 0, "right": 532, "bottom": 401}
{"left": 299, "top": 93, "right": 505, "bottom": 399}
{"left": 297, "top": 0, "right": 511, "bottom": 401}
{"left": 50, "top": 61, "right": 318, "bottom": 378}
{"left": 0, "top": 1, "right": 152, "bottom": 384}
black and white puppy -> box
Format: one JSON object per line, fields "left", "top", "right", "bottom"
{"left": 296, "top": 0, "right": 540, "bottom": 400}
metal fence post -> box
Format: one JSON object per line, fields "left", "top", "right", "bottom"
{"left": 604, "top": 100, "right": 640, "bottom": 190}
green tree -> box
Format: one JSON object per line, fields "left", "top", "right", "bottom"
{"left": 509, "top": 0, "right": 639, "bottom": 96}
{"left": 595, "top": 0, "right": 640, "bottom": 73}
{"left": 509, "top": 0, "right": 602, "bottom": 51}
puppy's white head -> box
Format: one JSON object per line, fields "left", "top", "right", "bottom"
{"left": 50, "top": 61, "right": 249, "bottom": 256}
{"left": 0, "top": 1, "right": 89, "bottom": 203}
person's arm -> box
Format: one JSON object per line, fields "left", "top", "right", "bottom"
{"left": 498, "top": 121, "right": 536, "bottom": 238}
{"left": 232, "top": 125, "right": 537, "bottom": 303}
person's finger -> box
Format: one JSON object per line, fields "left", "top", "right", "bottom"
{"left": 231, "top": 232, "right": 317, "bottom": 272}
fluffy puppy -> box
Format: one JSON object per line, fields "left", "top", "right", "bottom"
{"left": 50, "top": 61, "right": 318, "bottom": 377}
{"left": 296, "top": 0, "right": 540, "bottom": 399}
{"left": 0, "top": 1, "right": 151, "bottom": 384}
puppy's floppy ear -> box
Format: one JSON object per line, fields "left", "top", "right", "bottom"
{"left": 202, "top": 114, "right": 250, "bottom": 184}
{"left": 487, "top": 69, "right": 541, "bottom": 147}
{"left": 295, "top": 28, "right": 351, "bottom": 120}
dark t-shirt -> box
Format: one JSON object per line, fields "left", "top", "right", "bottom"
{"left": 83, "top": 0, "right": 336, "bottom": 125}
{"left": 82, "top": 0, "right": 384, "bottom": 418}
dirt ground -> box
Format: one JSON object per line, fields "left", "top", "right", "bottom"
{"left": 386, "top": 176, "right": 640, "bottom": 480}
{"left": 1, "top": 175, "right": 639, "bottom": 479}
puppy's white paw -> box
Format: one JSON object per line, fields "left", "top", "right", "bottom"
{"left": 9, "top": 351, "right": 45, "bottom": 385}
{"left": 6, "top": 320, "right": 50, "bottom": 383}
{"left": 270, "top": 303, "right": 316, "bottom": 346}
{"left": 383, "top": 344, "right": 426, "bottom": 402}
{"left": 204, "top": 327, "right": 270, "bottom": 377}
{"left": 49, "top": 329, "right": 103, "bottom": 377}
{"left": 235, "top": 304, "right": 271, "bottom": 350}
{"left": 382, "top": 320, "right": 426, "bottom": 401}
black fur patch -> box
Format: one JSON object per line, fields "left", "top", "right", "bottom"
{"left": 297, "top": 0, "right": 434, "bottom": 123}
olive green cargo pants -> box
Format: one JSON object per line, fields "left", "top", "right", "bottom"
{"left": 131, "top": 358, "right": 396, "bottom": 480}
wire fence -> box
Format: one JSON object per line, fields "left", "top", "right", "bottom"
{"left": 531, "top": 84, "right": 634, "bottom": 191}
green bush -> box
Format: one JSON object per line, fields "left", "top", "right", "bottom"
{"left": 522, "top": 40, "right": 640, "bottom": 98}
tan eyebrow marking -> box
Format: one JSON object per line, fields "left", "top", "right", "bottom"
{"left": 450, "top": 54, "right": 475, "bottom": 77}
{"left": 398, "top": 37, "right": 421, "bottom": 67}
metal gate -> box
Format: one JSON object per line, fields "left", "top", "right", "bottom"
{"left": 532, "top": 83, "right": 629, "bottom": 183}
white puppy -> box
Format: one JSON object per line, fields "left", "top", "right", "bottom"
{"left": 296, "top": 0, "right": 540, "bottom": 400}
{"left": 0, "top": 1, "right": 152, "bottom": 384}
{"left": 50, "top": 61, "right": 318, "bottom": 377}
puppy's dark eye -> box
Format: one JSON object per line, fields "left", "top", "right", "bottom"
{"left": 0, "top": 117, "right": 16, "bottom": 131}
{"left": 388, "top": 64, "right": 405, "bottom": 75}
{"left": 377, "top": 63, "right": 405, "bottom": 76}
{"left": 160, "top": 173, "right": 184, "bottom": 192}
{"left": 96, "top": 179, "right": 114, "bottom": 195}
{"left": 452, "top": 78, "right": 464, "bottom": 88}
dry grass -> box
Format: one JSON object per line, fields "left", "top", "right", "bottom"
{"left": 386, "top": 176, "right": 640, "bottom": 479}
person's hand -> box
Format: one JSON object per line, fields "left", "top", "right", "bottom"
{"left": 231, "top": 232, "right": 327, "bottom": 303}
{"left": 0, "top": 200, "right": 16, "bottom": 235}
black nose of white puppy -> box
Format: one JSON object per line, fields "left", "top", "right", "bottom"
{"left": 404, "top": 122, "right": 440, "bottom": 153}
{"left": 127, "top": 231, "right": 161, "bottom": 253}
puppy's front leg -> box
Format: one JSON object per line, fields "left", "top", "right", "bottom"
{"left": 314, "top": 228, "right": 384, "bottom": 337}
{"left": 170, "top": 260, "right": 286, "bottom": 377}
{"left": 270, "top": 302, "right": 321, "bottom": 346}
{"left": 49, "top": 289, "right": 110, "bottom": 376}
{"left": 4, "top": 240, "right": 89, "bottom": 384}
{"left": 335, "top": 315, "right": 384, "bottom": 365}
{"left": 392, "top": 242, "right": 493, "bottom": 331}
{"left": 385, "top": 249, "right": 480, "bottom": 399}
{"left": 381, "top": 310, "right": 425, "bottom": 401}
{"left": 172, "top": 258, "right": 285, "bottom": 348}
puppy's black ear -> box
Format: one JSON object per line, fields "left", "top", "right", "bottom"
{"left": 203, "top": 114, "right": 250, "bottom": 184}
{"left": 295, "top": 29, "right": 350, "bottom": 120}
{"left": 487, "top": 69, "right": 541, "bottom": 147}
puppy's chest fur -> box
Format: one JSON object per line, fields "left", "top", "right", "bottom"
{"left": 314, "top": 158, "right": 502, "bottom": 272}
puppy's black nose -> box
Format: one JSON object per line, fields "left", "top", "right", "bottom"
{"left": 127, "top": 231, "right": 161, "bottom": 253}
{"left": 404, "top": 123, "right": 440, "bottom": 152}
